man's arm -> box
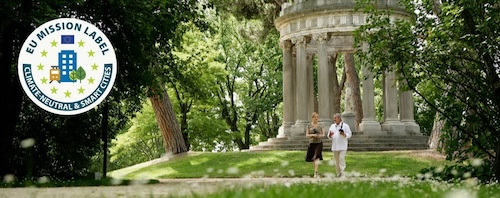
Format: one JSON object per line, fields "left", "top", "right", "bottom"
{"left": 327, "top": 125, "right": 334, "bottom": 139}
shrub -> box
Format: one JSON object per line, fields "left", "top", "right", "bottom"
{"left": 416, "top": 158, "right": 493, "bottom": 183}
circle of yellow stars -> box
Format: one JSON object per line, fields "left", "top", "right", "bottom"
{"left": 37, "top": 39, "right": 100, "bottom": 98}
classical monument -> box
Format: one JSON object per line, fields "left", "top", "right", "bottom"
{"left": 250, "top": 0, "right": 428, "bottom": 151}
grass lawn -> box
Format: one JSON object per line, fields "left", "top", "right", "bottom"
{"left": 3, "top": 150, "right": 500, "bottom": 198}
{"left": 105, "top": 150, "right": 500, "bottom": 198}
{"left": 109, "top": 150, "right": 450, "bottom": 179}
{"left": 196, "top": 180, "right": 500, "bottom": 198}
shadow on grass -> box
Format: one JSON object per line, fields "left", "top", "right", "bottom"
{"left": 0, "top": 177, "right": 159, "bottom": 188}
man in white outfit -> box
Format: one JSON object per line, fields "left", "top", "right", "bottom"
{"left": 328, "top": 113, "right": 352, "bottom": 177}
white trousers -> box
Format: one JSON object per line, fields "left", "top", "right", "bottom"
{"left": 333, "top": 150, "right": 346, "bottom": 176}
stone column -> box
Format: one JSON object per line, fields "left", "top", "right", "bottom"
{"left": 358, "top": 44, "right": 381, "bottom": 133}
{"left": 290, "top": 36, "right": 309, "bottom": 136}
{"left": 307, "top": 53, "right": 314, "bottom": 121}
{"left": 328, "top": 54, "right": 337, "bottom": 120}
{"left": 277, "top": 40, "right": 294, "bottom": 138}
{"left": 342, "top": 112, "right": 355, "bottom": 133}
{"left": 315, "top": 33, "right": 332, "bottom": 127}
{"left": 381, "top": 71, "right": 405, "bottom": 134}
{"left": 292, "top": 52, "right": 297, "bottom": 122}
{"left": 399, "top": 80, "right": 421, "bottom": 135}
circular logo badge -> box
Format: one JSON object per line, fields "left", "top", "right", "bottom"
{"left": 18, "top": 18, "right": 117, "bottom": 115}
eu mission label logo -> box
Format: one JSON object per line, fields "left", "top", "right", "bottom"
{"left": 17, "top": 18, "right": 117, "bottom": 115}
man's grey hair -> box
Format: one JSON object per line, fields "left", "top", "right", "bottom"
{"left": 333, "top": 113, "right": 342, "bottom": 120}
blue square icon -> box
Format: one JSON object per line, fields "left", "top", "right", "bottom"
{"left": 61, "top": 35, "right": 74, "bottom": 44}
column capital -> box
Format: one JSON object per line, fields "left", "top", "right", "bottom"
{"left": 279, "top": 40, "right": 293, "bottom": 51}
{"left": 328, "top": 53, "right": 338, "bottom": 61}
{"left": 313, "top": 33, "right": 329, "bottom": 44}
{"left": 291, "top": 36, "right": 308, "bottom": 47}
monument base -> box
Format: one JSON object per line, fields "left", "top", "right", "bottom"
{"left": 291, "top": 120, "right": 308, "bottom": 137}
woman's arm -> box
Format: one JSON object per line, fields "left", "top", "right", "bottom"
{"left": 305, "top": 125, "right": 312, "bottom": 137}
{"left": 318, "top": 127, "right": 325, "bottom": 138}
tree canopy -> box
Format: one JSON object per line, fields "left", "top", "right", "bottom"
{"left": 1, "top": 0, "right": 199, "bottom": 180}
{"left": 356, "top": 0, "right": 500, "bottom": 180}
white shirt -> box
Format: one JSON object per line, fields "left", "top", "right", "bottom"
{"left": 328, "top": 122, "right": 352, "bottom": 151}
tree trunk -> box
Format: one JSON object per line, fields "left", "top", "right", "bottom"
{"left": 1, "top": 21, "right": 25, "bottom": 178}
{"left": 432, "top": 0, "right": 443, "bottom": 16}
{"left": 242, "top": 111, "right": 258, "bottom": 150}
{"left": 0, "top": 23, "right": 15, "bottom": 178}
{"left": 149, "top": 85, "right": 187, "bottom": 154}
{"left": 179, "top": 101, "right": 191, "bottom": 150}
{"left": 494, "top": 141, "right": 500, "bottom": 181}
{"left": 428, "top": 112, "right": 445, "bottom": 151}
{"left": 216, "top": 78, "right": 246, "bottom": 150}
{"left": 101, "top": 101, "right": 109, "bottom": 178}
{"left": 330, "top": 54, "right": 342, "bottom": 114}
{"left": 172, "top": 82, "right": 191, "bottom": 150}
{"left": 344, "top": 53, "right": 363, "bottom": 130}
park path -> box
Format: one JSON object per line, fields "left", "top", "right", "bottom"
{"left": 0, "top": 177, "right": 409, "bottom": 198}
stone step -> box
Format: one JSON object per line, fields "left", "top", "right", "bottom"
{"left": 347, "top": 143, "right": 428, "bottom": 147}
{"left": 258, "top": 138, "right": 427, "bottom": 145}
{"left": 349, "top": 147, "right": 427, "bottom": 151}
{"left": 248, "top": 147, "right": 428, "bottom": 151}
{"left": 267, "top": 137, "right": 289, "bottom": 142}
{"left": 250, "top": 135, "right": 429, "bottom": 151}
{"left": 284, "top": 135, "right": 429, "bottom": 140}
{"left": 261, "top": 137, "right": 428, "bottom": 142}
{"left": 252, "top": 143, "right": 427, "bottom": 150}
{"left": 258, "top": 142, "right": 427, "bottom": 147}
{"left": 258, "top": 141, "right": 427, "bottom": 147}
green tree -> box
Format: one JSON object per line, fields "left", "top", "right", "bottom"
{"left": 356, "top": 0, "right": 500, "bottom": 180}
{"left": 251, "top": 32, "right": 283, "bottom": 141}
{"left": 213, "top": 14, "right": 282, "bottom": 150}
{"left": 109, "top": 101, "right": 164, "bottom": 169}
{"left": 145, "top": 0, "right": 205, "bottom": 155}
{"left": 166, "top": 7, "right": 283, "bottom": 151}
{"left": 108, "top": 2, "right": 284, "bottom": 159}
{"left": 167, "top": 17, "right": 225, "bottom": 150}
{"left": 209, "top": 0, "right": 287, "bottom": 35}
{"left": 70, "top": 66, "right": 86, "bottom": 83}
{"left": 1, "top": 0, "right": 198, "bottom": 180}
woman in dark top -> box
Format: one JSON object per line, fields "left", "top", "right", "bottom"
{"left": 305, "top": 112, "right": 324, "bottom": 178}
